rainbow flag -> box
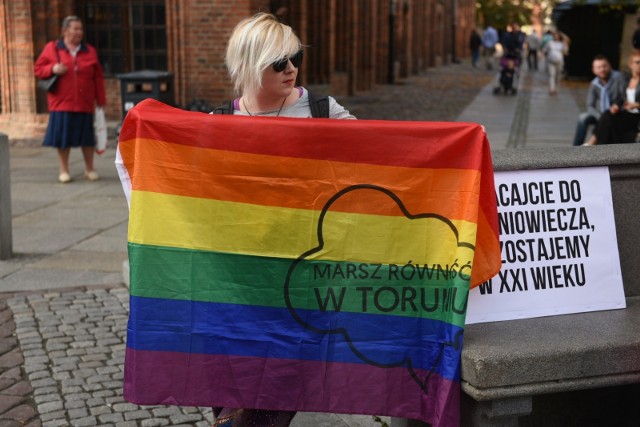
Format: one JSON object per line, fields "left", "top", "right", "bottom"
{"left": 118, "top": 99, "right": 500, "bottom": 426}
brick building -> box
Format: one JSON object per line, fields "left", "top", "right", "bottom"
{"left": 0, "top": 0, "right": 475, "bottom": 141}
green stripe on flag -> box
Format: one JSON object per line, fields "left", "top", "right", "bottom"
{"left": 129, "top": 243, "right": 470, "bottom": 327}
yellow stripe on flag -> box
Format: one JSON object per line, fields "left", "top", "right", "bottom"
{"left": 129, "top": 191, "right": 478, "bottom": 268}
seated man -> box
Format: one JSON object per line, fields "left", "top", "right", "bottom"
{"left": 572, "top": 55, "right": 623, "bottom": 146}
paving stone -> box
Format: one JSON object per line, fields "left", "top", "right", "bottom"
{"left": 112, "top": 402, "right": 139, "bottom": 412}
{"left": 66, "top": 407, "right": 89, "bottom": 419}
{"left": 85, "top": 383, "right": 106, "bottom": 392}
{"left": 74, "top": 368, "right": 98, "bottom": 378}
{"left": 35, "top": 394, "right": 62, "bottom": 405}
{"left": 0, "top": 395, "right": 24, "bottom": 412}
{"left": 67, "top": 348, "right": 87, "bottom": 356}
{"left": 81, "top": 353, "right": 109, "bottom": 362}
{"left": 0, "top": 349, "right": 24, "bottom": 368}
{"left": 86, "top": 397, "right": 107, "bottom": 407}
{"left": 151, "top": 406, "right": 182, "bottom": 417}
{"left": 103, "top": 380, "right": 123, "bottom": 389}
{"left": 51, "top": 371, "right": 71, "bottom": 381}
{"left": 169, "top": 413, "right": 203, "bottom": 424}
{"left": 18, "top": 337, "right": 43, "bottom": 346}
{"left": 61, "top": 378, "right": 84, "bottom": 387}
{"left": 33, "top": 386, "right": 58, "bottom": 397}
{"left": 30, "top": 370, "right": 54, "bottom": 381}
{"left": 90, "top": 405, "right": 112, "bottom": 416}
{"left": 79, "top": 362, "right": 105, "bottom": 370}
{"left": 0, "top": 336, "right": 19, "bottom": 353}
{"left": 24, "top": 364, "right": 48, "bottom": 374}
{"left": 115, "top": 421, "right": 138, "bottom": 427}
{"left": 124, "top": 409, "right": 152, "bottom": 421}
{"left": 141, "top": 418, "right": 170, "bottom": 426}
{"left": 0, "top": 367, "right": 22, "bottom": 380}
{"left": 23, "top": 349, "right": 47, "bottom": 357}
{"left": 37, "top": 400, "right": 64, "bottom": 414}
{"left": 35, "top": 408, "right": 66, "bottom": 422}
{"left": 97, "top": 366, "right": 120, "bottom": 375}
{"left": 0, "top": 377, "right": 17, "bottom": 391}
{"left": 64, "top": 399, "right": 87, "bottom": 410}
{"left": 0, "top": 320, "right": 16, "bottom": 338}
{"left": 105, "top": 396, "right": 126, "bottom": 405}
{"left": 3, "top": 403, "right": 38, "bottom": 422}
{"left": 45, "top": 343, "right": 69, "bottom": 352}
{"left": 98, "top": 412, "right": 125, "bottom": 423}
{"left": 93, "top": 389, "right": 116, "bottom": 398}
{"left": 24, "top": 356, "right": 50, "bottom": 366}
{"left": 65, "top": 392, "right": 92, "bottom": 402}
{"left": 51, "top": 356, "right": 79, "bottom": 366}
{"left": 30, "top": 378, "right": 56, "bottom": 388}
{"left": 69, "top": 415, "right": 96, "bottom": 426}
{"left": 2, "top": 380, "right": 33, "bottom": 396}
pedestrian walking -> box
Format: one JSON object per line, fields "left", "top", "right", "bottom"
{"left": 482, "top": 23, "right": 499, "bottom": 70}
{"left": 470, "top": 28, "right": 482, "bottom": 68}
{"left": 543, "top": 31, "right": 569, "bottom": 95}
{"left": 526, "top": 30, "right": 541, "bottom": 71}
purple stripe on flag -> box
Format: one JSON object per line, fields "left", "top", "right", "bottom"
{"left": 124, "top": 348, "right": 460, "bottom": 426}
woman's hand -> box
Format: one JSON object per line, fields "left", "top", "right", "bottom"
{"left": 52, "top": 63, "right": 68, "bottom": 75}
{"left": 610, "top": 104, "right": 620, "bottom": 114}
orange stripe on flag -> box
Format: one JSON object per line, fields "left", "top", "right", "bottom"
{"left": 119, "top": 138, "right": 482, "bottom": 222}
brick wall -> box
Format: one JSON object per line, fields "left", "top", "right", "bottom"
{"left": 1, "top": 0, "right": 477, "bottom": 130}
{"left": 0, "top": 0, "right": 36, "bottom": 115}
{"left": 168, "top": 0, "right": 252, "bottom": 108}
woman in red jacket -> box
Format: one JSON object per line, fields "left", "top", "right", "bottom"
{"left": 34, "top": 15, "right": 106, "bottom": 183}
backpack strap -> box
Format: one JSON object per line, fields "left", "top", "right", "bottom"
{"left": 307, "top": 91, "right": 330, "bottom": 118}
{"left": 212, "top": 93, "right": 330, "bottom": 118}
{"left": 211, "top": 100, "right": 235, "bottom": 115}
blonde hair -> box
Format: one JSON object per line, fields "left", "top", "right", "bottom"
{"left": 225, "top": 13, "right": 301, "bottom": 97}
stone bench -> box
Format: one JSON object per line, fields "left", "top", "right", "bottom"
{"left": 460, "top": 144, "right": 640, "bottom": 426}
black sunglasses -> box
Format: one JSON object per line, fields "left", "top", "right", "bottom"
{"left": 272, "top": 50, "right": 303, "bottom": 72}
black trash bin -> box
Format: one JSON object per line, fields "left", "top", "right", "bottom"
{"left": 116, "top": 70, "right": 174, "bottom": 135}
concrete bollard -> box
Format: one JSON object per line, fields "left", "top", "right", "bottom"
{"left": 0, "top": 133, "right": 12, "bottom": 259}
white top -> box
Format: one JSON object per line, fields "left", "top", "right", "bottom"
{"left": 232, "top": 87, "right": 356, "bottom": 119}
{"left": 626, "top": 88, "right": 638, "bottom": 113}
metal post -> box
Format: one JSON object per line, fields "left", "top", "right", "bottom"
{"left": 0, "top": 133, "right": 12, "bottom": 259}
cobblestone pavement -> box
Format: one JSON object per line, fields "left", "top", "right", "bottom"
{"left": 2, "top": 287, "right": 215, "bottom": 427}
{"left": 3, "top": 285, "right": 383, "bottom": 426}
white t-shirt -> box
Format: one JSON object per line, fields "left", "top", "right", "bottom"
{"left": 232, "top": 87, "right": 355, "bottom": 119}
{"left": 626, "top": 88, "right": 638, "bottom": 113}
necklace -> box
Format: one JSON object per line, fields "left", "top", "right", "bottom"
{"left": 242, "top": 96, "right": 287, "bottom": 117}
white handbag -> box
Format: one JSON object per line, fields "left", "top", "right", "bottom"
{"left": 94, "top": 106, "right": 108, "bottom": 155}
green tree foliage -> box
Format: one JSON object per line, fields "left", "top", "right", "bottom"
{"left": 476, "top": 0, "right": 543, "bottom": 29}
{"left": 477, "top": 0, "right": 640, "bottom": 31}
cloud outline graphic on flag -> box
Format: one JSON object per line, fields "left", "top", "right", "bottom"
{"left": 284, "top": 184, "right": 472, "bottom": 393}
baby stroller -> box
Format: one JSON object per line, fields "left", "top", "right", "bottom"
{"left": 493, "top": 50, "right": 521, "bottom": 95}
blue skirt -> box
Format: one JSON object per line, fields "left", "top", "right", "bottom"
{"left": 43, "top": 111, "right": 95, "bottom": 148}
